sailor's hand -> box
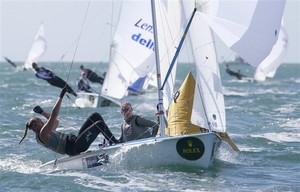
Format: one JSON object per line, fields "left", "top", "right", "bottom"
{"left": 33, "top": 105, "right": 43, "bottom": 114}
{"left": 59, "top": 86, "right": 68, "bottom": 98}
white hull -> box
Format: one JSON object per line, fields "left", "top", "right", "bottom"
{"left": 40, "top": 133, "right": 220, "bottom": 170}
{"left": 74, "top": 92, "right": 120, "bottom": 108}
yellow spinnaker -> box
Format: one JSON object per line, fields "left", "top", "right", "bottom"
{"left": 166, "top": 72, "right": 201, "bottom": 136}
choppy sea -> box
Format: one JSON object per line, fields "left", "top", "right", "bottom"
{"left": 0, "top": 62, "right": 299, "bottom": 192}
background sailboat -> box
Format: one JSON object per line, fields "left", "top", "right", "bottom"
{"left": 23, "top": 22, "right": 47, "bottom": 70}
{"left": 254, "top": 23, "right": 288, "bottom": 82}
{"left": 40, "top": 0, "right": 285, "bottom": 170}
{"left": 76, "top": 1, "right": 156, "bottom": 108}
{"left": 101, "top": 0, "right": 156, "bottom": 100}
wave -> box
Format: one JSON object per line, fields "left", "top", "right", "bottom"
{"left": 0, "top": 154, "right": 42, "bottom": 174}
{"left": 251, "top": 132, "right": 300, "bottom": 143}
{"left": 280, "top": 118, "right": 300, "bottom": 129}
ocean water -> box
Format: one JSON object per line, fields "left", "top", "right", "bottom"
{"left": 0, "top": 62, "right": 299, "bottom": 192}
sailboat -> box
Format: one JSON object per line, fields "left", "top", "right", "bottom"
{"left": 23, "top": 22, "right": 47, "bottom": 70}
{"left": 75, "top": 1, "right": 156, "bottom": 108}
{"left": 254, "top": 24, "right": 288, "bottom": 82}
{"left": 101, "top": 0, "right": 156, "bottom": 100}
{"left": 40, "top": 0, "right": 285, "bottom": 170}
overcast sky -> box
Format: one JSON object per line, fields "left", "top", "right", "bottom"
{"left": 1, "top": 0, "right": 299, "bottom": 64}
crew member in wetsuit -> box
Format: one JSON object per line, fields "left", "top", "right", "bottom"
{"left": 225, "top": 64, "right": 246, "bottom": 80}
{"left": 119, "top": 102, "right": 159, "bottom": 142}
{"left": 19, "top": 87, "right": 119, "bottom": 156}
{"left": 76, "top": 70, "right": 92, "bottom": 93}
{"left": 80, "top": 65, "right": 104, "bottom": 85}
{"left": 32, "top": 62, "right": 77, "bottom": 97}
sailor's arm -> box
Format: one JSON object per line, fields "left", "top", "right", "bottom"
{"left": 33, "top": 106, "right": 59, "bottom": 126}
{"left": 39, "top": 88, "right": 66, "bottom": 142}
{"left": 47, "top": 87, "right": 67, "bottom": 131}
{"left": 136, "top": 116, "right": 159, "bottom": 136}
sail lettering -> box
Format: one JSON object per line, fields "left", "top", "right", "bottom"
{"left": 134, "top": 18, "right": 153, "bottom": 33}
{"left": 131, "top": 18, "right": 155, "bottom": 51}
{"left": 131, "top": 33, "right": 155, "bottom": 51}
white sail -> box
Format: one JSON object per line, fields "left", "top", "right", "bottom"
{"left": 153, "top": 0, "right": 183, "bottom": 110}
{"left": 181, "top": 1, "right": 226, "bottom": 133}
{"left": 102, "top": 1, "right": 155, "bottom": 99}
{"left": 200, "top": 0, "right": 286, "bottom": 67}
{"left": 24, "top": 23, "right": 47, "bottom": 70}
{"left": 254, "top": 24, "right": 288, "bottom": 82}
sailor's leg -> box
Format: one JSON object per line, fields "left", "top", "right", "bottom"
{"left": 78, "top": 113, "right": 103, "bottom": 135}
{"left": 52, "top": 76, "right": 77, "bottom": 96}
{"left": 73, "top": 120, "right": 118, "bottom": 154}
{"left": 49, "top": 76, "right": 67, "bottom": 88}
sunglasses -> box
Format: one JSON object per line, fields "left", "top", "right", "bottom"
{"left": 121, "top": 108, "right": 131, "bottom": 113}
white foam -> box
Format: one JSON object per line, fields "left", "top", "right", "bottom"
{"left": 214, "top": 142, "right": 251, "bottom": 165}
{"left": 223, "top": 89, "right": 249, "bottom": 97}
{"left": 43, "top": 170, "right": 158, "bottom": 191}
{"left": 0, "top": 154, "right": 42, "bottom": 174}
{"left": 251, "top": 132, "right": 300, "bottom": 143}
{"left": 275, "top": 104, "right": 296, "bottom": 113}
{"left": 280, "top": 118, "right": 300, "bottom": 129}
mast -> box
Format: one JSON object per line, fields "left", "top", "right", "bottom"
{"left": 150, "top": 0, "right": 165, "bottom": 136}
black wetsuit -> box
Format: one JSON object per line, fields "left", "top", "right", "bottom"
{"left": 64, "top": 113, "right": 119, "bottom": 155}
{"left": 35, "top": 67, "right": 77, "bottom": 96}
{"left": 225, "top": 67, "right": 244, "bottom": 80}
{"left": 84, "top": 69, "right": 104, "bottom": 85}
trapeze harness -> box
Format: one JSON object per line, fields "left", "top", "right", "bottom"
{"left": 121, "top": 115, "right": 157, "bottom": 142}
{"left": 35, "top": 131, "right": 67, "bottom": 155}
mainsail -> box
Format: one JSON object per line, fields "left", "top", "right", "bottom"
{"left": 23, "top": 23, "right": 47, "bottom": 70}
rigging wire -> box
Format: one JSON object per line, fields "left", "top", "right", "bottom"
{"left": 65, "top": 0, "right": 91, "bottom": 84}
{"left": 46, "top": 0, "right": 92, "bottom": 162}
